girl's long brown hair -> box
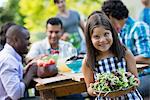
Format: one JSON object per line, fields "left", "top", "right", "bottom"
{"left": 85, "top": 11, "right": 126, "bottom": 70}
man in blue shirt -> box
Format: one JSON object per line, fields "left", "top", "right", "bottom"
{"left": 0, "top": 25, "right": 37, "bottom": 100}
{"left": 139, "top": 0, "right": 150, "bottom": 26}
{"left": 102, "top": 0, "right": 150, "bottom": 98}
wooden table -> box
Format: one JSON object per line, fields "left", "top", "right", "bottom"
{"left": 136, "top": 64, "right": 149, "bottom": 69}
{"left": 34, "top": 64, "right": 149, "bottom": 100}
{"left": 34, "top": 73, "right": 87, "bottom": 100}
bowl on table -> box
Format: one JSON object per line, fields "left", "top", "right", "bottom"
{"left": 36, "top": 55, "right": 58, "bottom": 78}
{"left": 65, "top": 56, "right": 83, "bottom": 73}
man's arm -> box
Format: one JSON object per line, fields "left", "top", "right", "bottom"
{"left": 79, "top": 19, "right": 85, "bottom": 34}
{"left": 134, "top": 22, "right": 150, "bottom": 64}
{"left": 0, "top": 60, "right": 25, "bottom": 100}
{"left": 23, "top": 62, "right": 37, "bottom": 89}
{"left": 26, "top": 42, "right": 41, "bottom": 63}
{"left": 135, "top": 55, "right": 150, "bottom": 64}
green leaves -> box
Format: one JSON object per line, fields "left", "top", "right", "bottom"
{"left": 92, "top": 69, "right": 138, "bottom": 92}
{"left": 0, "top": 0, "right": 24, "bottom": 25}
{"left": 18, "top": 0, "right": 103, "bottom": 33}
{"left": 0, "top": 0, "right": 104, "bottom": 42}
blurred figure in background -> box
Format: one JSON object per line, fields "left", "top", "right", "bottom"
{"left": 139, "top": 0, "right": 150, "bottom": 26}
{"left": 54, "top": 0, "right": 86, "bottom": 53}
{"left": 0, "top": 22, "right": 16, "bottom": 51}
{"left": 102, "top": 0, "right": 150, "bottom": 98}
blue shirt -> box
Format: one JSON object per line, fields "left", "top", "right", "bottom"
{"left": 0, "top": 44, "right": 25, "bottom": 100}
{"left": 139, "top": 8, "right": 150, "bottom": 26}
{"left": 120, "top": 17, "right": 150, "bottom": 57}
{"left": 119, "top": 17, "right": 150, "bottom": 75}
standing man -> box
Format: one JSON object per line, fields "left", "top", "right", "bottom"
{"left": 102, "top": 0, "right": 150, "bottom": 98}
{"left": 0, "top": 25, "right": 37, "bottom": 100}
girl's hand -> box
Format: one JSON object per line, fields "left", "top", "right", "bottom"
{"left": 134, "top": 77, "right": 140, "bottom": 86}
{"left": 130, "top": 77, "right": 140, "bottom": 92}
{"left": 125, "top": 72, "right": 140, "bottom": 85}
{"left": 87, "top": 83, "right": 97, "bottom": 97}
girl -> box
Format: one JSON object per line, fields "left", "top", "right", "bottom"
{"left": 82, "top": 11, "right": 142, "bottom": 100}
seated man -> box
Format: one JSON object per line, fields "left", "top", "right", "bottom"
{"left": 26, "top": 17, "right": 84, "bottom": 99}
{"left": 0, "top": 25, "right": 37, "bottom": 100}
{"left": 26, "top": 17, "right": 77, "bottom": 72}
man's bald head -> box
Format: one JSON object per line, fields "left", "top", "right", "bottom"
{"left": 6, "top": 25, "right": 30, "bottom": 55}
{"left": 6, "top": 25, "right": 28, "bottom": 41}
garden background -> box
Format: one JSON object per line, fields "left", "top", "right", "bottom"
{"left": 0, "top": 0, "right": 143, "bottom": 43}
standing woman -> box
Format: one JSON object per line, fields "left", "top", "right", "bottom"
{"left": 54, "top": 0, "right": 85, "bottom": 53}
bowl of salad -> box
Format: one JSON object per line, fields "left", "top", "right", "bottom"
{"left": 92, "top": 69, "right": 138, "bottom": 97}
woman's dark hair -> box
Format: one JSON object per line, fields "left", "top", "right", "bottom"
{"left": 0, "top": 22, "right": 16, "bottom": 49}
{"left": 54, "top": 0, "right": 59, "bottom": 4}
{"left": 101, "top": 0, "right": 129, "bottom": 20}
{"left": 46, "top": 17, "right": 63, "bottom": 29}
{"left": 54, "top": 0, "right": 65, "bottom": 4}
{"left": 85, "top": 11, "right": 126, "bottom": 70}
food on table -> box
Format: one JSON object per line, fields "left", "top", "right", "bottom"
{"left": 37, "top": 55, "right": 58, "bottom": 67}
{"left": 36, "top": 55, "right": 58, "bottom": 78}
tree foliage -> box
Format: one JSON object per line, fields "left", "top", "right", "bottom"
{"left": 0, "top": 0, "right": 24, "bottom": 26}
{"left": 0, "top": 0, "right": 103, "bottom": 42}
{"left": 19, "top": 0, "right": 104, "bottom": 33}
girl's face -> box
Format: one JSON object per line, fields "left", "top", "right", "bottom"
{"left": 91, "top": 26, "right": 113, "bottom": 52}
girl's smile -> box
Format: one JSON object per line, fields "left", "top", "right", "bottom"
{"left": 91, "top": 26, "right": 113, "bottom": 52}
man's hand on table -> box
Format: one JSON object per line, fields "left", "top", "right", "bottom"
{"left": 23, "top": 60, "right": 38, "bottom": 88}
